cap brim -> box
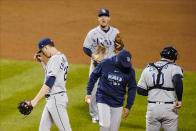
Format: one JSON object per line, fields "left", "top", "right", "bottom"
{"left": 98, "top": 14, "right": 110, "bottom": 17}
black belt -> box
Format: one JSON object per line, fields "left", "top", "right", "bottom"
{"left": 148, "top": 86, "right": 175, "bottom": 91}
{"left": 45, "top": 91, "right": 65, "bottom": 98}
{"left": 148, "top": 101, "right": 174, "bottom": 104}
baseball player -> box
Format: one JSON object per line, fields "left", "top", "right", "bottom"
{"left": 137, "top": 46, "right": 183, "bottom": 131}
{"left": 83, "top": 8, "right": 123, "bottom": 123}
{"left": 31, "top": 38, "right": 72, "bottom": 131}
{"left": 85, "top": 50, "right": 137, "bottom": 131}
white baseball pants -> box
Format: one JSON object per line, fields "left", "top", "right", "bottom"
{"left": 39, "top": 93, "right": 72, "bottom": 131}
{"left": 89, "top": 61, "right": 99, "bottom": 120}
{"left": 146, "top": 103, "right": 178, "bottom": 131}
{"left": 97, "top": 103, "right": 123, "bottom": 131}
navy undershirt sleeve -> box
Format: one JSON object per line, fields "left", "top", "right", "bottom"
{"left": 45, "top": 76, "right": 56, "bottom": 88}
{"left": 137, "top": 87, "right": 148, "bottom": 96}
{"left": 172, "top": 74, "right": 183, "bottom": 101}
{"left": 83, "top": 47, "right": 92, "bottom": 57}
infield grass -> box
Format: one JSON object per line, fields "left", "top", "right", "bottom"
{"left": 0, "top": 60, "right": 195, "bottom": 131}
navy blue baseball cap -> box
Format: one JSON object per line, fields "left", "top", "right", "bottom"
{"left": 98, "top": 9, "right": 110, "bottom": 17}
{"left": 37, "top": 38, "right": 53, "bottom": 53}
{"left": 117, "top": 50, "right": 132, "bottom": 68}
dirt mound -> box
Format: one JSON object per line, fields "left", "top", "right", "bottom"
{"left": 1, "top": 0, "right": 196, "bottom": 71}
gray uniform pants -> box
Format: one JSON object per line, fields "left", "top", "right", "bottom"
{"left": 89, "top": 81, "right": 99, "bottom": 119}
{"left": 146, "top": 103, "right": 178, "bottom": 131}
{"left": 97, "top": 103, "right": 123, "bottom": 131}
{"left": 39, "top": 93, "right": 72, "bottom": 131}
{"left": 89, "top": 61, "right": 99, "bottom": 119}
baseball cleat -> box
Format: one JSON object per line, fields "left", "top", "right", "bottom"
{"left": 92, "top": 117, "right": 99, "bottom": 123}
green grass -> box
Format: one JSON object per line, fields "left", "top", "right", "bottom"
{"left": 0, "top": 60, "right": 196, "bottom": 131}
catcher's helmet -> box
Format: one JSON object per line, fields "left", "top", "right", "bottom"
{"left": 160, "top": 46, "right": 178, "bottom": 61}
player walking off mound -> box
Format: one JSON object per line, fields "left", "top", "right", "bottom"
{"left": 85, "top": 50, "right": 137, "bottom": 131}
{"left": 83, "top": 8, "right": 124, "bottom": 123}
{"left": 31, "top": 38, "right": 72, "bottom": 131}
{"left": 137, "top": 46, "right": 183, "bottom": 131}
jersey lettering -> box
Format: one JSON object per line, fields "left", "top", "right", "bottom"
{"left": 108, "top": 73, "right": 123, "bottom": 86}
{"left": 59, "top": 57, "right": 68, "bottom": 81}
{"left": 64, "top": 66, "right": 68, "bottom": 81}
{"left": 45, "top": 52, "right": 68, "bottom": 94}
{"left": 83, "top": 26, "right": 119, "bottom": 58}
{"left": 97, "top": 37, "right": 114, "bottom": 47}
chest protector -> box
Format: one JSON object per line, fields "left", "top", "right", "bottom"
{"left": 148, "top": 62, "right": 175, "bottom": 92}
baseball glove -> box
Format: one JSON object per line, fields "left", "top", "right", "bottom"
{"left": 18, "top": 101, "right": 33, "bottom": 115}
{"left": 92, "top": 44, "right": 105, "bottom": 67}
{"left": 114, "top": 33, "right": 124, "bottom": 51}
{"left": 96, "top": 44, "right": 106, "bottom": 55}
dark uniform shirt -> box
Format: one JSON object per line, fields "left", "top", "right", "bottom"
{"left": 87, "top": 56, "right": 137, "bottom": 109}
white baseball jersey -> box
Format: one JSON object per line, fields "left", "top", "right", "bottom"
{"left": 44, "top": 51, "right": 68, "bottom": 94}
{"left": 138, "top": 60, "right": 183, "bottom": 102}
{"left": 83, "top": 25, "right": 119, "bottom": 59}
{"left": 83, "top": 25, "right": 120, "bottom": 121}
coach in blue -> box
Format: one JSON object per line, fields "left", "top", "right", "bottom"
{"left": 85, "top": 50, "right": 137, "bottom": 131}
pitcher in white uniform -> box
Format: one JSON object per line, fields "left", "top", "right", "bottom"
{"left": 137, "top": 46, "right": 183, "bottom": 131}
{"left": 31, "top": 38, "right": 72, "bottom": 131}
{"left": 83, "top": 9, "right": 121, "bottom": 123}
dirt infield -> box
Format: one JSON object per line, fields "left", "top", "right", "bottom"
{"left": 1, "top": 0, "right": 196, "bottom": 71}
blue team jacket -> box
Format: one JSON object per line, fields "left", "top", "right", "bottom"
{"left": 87, "top": 56, "right": 137, "bottom": 109}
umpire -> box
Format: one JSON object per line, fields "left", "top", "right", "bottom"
{"left": 137, "top": 46, "right": 183, "bottom": 131}
{"left": 85, "top": 50, "right": 137, "bottom": 131}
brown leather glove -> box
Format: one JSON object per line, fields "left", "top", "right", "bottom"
{"left": 114, "top": 33, "right": 124, "bottom": 51}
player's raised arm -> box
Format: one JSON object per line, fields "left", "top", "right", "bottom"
{"left": 34, "top": 53, "right": 46, "bottom": 69}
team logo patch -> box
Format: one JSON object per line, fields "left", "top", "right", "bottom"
{"left": 102, "top": 9, "right": 106, "bottom": 13}
{"left": 108, "top": 73, "right": 123, "bottom": 86}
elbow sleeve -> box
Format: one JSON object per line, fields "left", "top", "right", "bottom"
{"left": 173, "top": 74, "right": 183, "bottom": 101}
{"left": 83, "top": 47, "right": 92, "bottom": 57}
{"left": 45, "top": 76, "right": 56, "bottom": 88}
{"left": 137, "top": 87, "right": 148, "bottom": 96}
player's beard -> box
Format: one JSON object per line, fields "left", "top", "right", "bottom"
{"left": 101, "top": 20, "right": 109, "bottom": 29}
{"left": 100, "top": 24, "right": 109, "bottom": 30}
{"left": 100, "top": 25, "right": 106, "bottom": 28}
